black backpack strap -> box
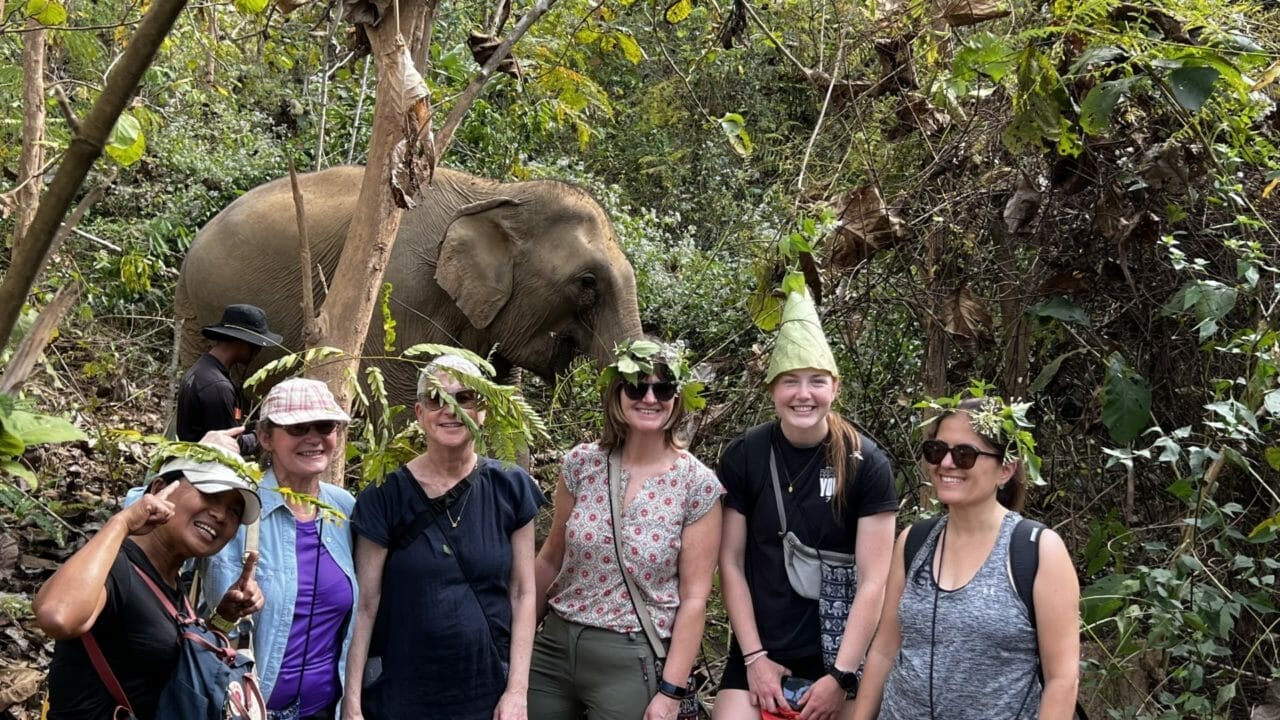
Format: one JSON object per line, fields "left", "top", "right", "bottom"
{"left": 1008, "top": 519, "right": 1089, "bottom": 719}
{"left": 384, "top": 467, "right": 438, "bottom": 553}
{"left": 389, "top": 504, "right": 438, "bottom": 552}
{"left": 1009, "top": 518, "right": 1045, "bottom": 628}
{"left": 903, "top": 517, "right": 942, "bottom": 575}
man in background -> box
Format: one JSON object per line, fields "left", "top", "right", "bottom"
{"left": 176, "top": 303, "right": 282, "bottom": 456}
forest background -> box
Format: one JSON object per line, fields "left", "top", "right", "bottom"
{"left": 1, "top": 0, "right": 1278, "bottom": 713}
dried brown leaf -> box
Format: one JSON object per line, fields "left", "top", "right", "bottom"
{"left": 828, "top": 185, "right": 908, "bottom": 270}
{"left": 941, "top": 287, "right": 993, "bottom": 341}
{"left": 1003, "top": 173, "right": 1042, "bottom": 235}
{"left": 1093, "top": 184, "right": 1140, "bottom": 243}
{"left": 897, "top": 93, "right": 950, "bottom": 134}
{"left": 468, "top": 31, "right": 522, "bottom": 80}
{"left": 0, "top": 665, "right": 42, "bottom": 710}
{"left": 0, "top": 535, "right": 16, "bottom": 579}
{"left": 941, "top": 0, "right": 1010, "bottom": 26}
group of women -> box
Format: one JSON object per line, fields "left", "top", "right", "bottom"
{"left": 37, "top": 290, "right": 1082, "bottom": 720}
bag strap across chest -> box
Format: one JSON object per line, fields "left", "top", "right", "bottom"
{"left": 607, "top": 448, "right": 667, "bottom": 661}
{"left": 82, "top": 563, "right": 193, "bottom": 717}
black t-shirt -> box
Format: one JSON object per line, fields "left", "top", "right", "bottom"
{"left": 45, "top": 540, "right": 187, "bottom": 720}
{"left": 175, "top": 352, "right": 258, "bottom": 454}
{"left": 720, "top": 421, "right": 898, "bottom": 658}
{"left": 350, "top": 459, "right": 545, "bottom": 719}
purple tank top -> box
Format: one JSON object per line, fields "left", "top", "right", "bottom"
{"left": 268, "top": 519, "right": 353, "bottom": 714}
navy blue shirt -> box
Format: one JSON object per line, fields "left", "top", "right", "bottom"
{"left": 719, "top": 421, "right": 898, "bottom": 658}
{"left": 351, "top": 459, "right": 545, "bottom": 719}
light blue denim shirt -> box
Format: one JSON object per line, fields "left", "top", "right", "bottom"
{"left": 202, "top": 470, "right": 358, "bottom": 704}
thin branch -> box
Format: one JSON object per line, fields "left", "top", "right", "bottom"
{"left": 434, "top": 0, "right": 561, "bottom": 155}
{"left": 740, "top": 0, "right": 809, "bottom": 76}
{"left": 0, "top": 283, "right": 80, "bottom": 394}
{"left": 46, "top": 180, "right": 112, "bottom": 265}
{"left": 288, "top": 157, "right": 320, "bottom": 347}
{"left": 347, "top": 55, "right": 372, "bottom": 164}
{"left": 796, "top": 34, "right": 847, "bottom": 193}
{"left": 0, "top": 0, "right": 189, "bottom": 350}
{"left": 313, "top": 8, "right": 343, "bottom": 170}
{"left": 53, "top": 85, "right": 81, "bottom": 133}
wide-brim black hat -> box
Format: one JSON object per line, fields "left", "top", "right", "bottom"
{"left": 201, "top": 304, "right": 283, "bottom": 347}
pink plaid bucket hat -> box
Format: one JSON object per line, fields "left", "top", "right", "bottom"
{"left": 261, "top": 378, "right": 351, "bottom": 425}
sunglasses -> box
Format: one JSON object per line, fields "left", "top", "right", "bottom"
{"left": 422, "top": 388, "right": 481, "bottom": 411}
{"left": 621, "top": 380, "right": 678, "bottom": 402}
{"left": 920, "top": 439, "right": 1003, "bottom": 469}
{"left": 282, "top": 420, "right": 341, "bottom": 437}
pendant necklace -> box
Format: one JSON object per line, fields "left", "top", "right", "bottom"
{"left": 445, "top": 484, "right": 474, "bottom": 528}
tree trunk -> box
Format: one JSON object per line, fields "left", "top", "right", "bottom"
{"left": 0, "top": 0, "right": 190, "bottom": 353}
{"left": 995, "top": 221, "right": 1032, "bottom": 399}
{"left": 306, "top": 19, "right": 417, "bottom": 484}
{"left": 13, "top": 20, "right": 47, "bottom": 257}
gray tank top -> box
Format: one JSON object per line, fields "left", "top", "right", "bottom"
{"left": 879, "top": 511, "right": 1041, "bottom": 720}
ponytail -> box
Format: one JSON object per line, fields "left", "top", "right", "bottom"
{"left": 825, "top": 411, "right": 862, "bottom": 523}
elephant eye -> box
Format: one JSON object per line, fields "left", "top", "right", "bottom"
{"left": 576, "top": 273, "right": 598, "bottom": 305}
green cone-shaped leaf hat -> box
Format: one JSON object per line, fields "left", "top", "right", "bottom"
{"left": 765, "top": 288, "right": 840, "bottom": 384}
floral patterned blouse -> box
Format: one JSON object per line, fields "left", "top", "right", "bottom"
{"left": 548, "top": 443, "right": 723, "bottom": 637}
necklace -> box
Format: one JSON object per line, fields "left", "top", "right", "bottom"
{"left": 445, "top": 483, "right": 474, "bottom": 528}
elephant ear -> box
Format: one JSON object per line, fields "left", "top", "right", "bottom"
{"left": 436, "top": 197, "right": 522, "bottom": 329}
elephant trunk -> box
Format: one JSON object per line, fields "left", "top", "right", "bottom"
{"left": 592, "top": 287, "right": 643, "bottom": 365}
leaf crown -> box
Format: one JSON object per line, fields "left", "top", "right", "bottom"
{"left": 598, "top": 339, "right": 707, "bottom": 411}
{"left": 916, "top": 381, "right": 1043, "bottom": 485}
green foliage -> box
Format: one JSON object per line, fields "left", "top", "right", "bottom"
{"left": 0, "top": 394, "right": 86, "bottom": 489}
{"left": 105, "top": 112, "right": 146, "bottom": 167}
{"left": 1102, "top": 354, "right": 1153, "bottom": 446}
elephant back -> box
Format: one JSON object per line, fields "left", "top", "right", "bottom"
{"left": 174, "top": 167, "right": 362, "bottom": 371}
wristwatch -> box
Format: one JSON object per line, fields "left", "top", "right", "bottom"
{"left": 828, "top": 667, "right": 861, "bottom": 697}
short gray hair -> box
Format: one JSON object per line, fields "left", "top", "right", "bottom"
{"left": 417, "top": 354, "right": 483, "bottom": 399}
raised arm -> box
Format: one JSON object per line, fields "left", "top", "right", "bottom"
{"left": 1033, "top": 529, "right": 1081, "bottom": 720}
{"left": 34, "top": 482, "right": 179, "bottom": 639}
{"left": 342, "top": 535, "right": 388, "bottom": 720}
{"left": 851, "top": 526, "right": 910, "bottom": 720}
{"left": 533, "top": 473, "right": 575, "bottom": 621}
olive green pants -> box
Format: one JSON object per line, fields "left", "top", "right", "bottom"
{"left": 528, "top": 611, "right": 660, "bottom": 720}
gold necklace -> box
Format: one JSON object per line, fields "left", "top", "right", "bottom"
{"left": 445, "top": 484, "right": 474, "bottom": 528}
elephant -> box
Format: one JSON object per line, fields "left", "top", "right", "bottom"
{"left": 174, "top": 165, "right": 643, "bottom": 404}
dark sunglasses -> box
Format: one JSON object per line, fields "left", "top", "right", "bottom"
{"left": 422, "top": 388, "right": 481, "bottom": 410}
{"left": 920, "top": 439, "right": 1003, "bottom": 469}
{"left": 282, "top": 420, "right": 341, "bottom": 437}
{"left": 622, "top": 380, "right": 677, "bottom": 402}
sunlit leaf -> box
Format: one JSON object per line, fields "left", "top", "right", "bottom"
{"left": 664, "top": 0, "right": 692, "bottom": 24}
{"left": 233, "top": 0, "right": 270, "bottom": 15}
{"left": 105, "top": 113, "right": 146, "bottom": 167}
{"left": 615, "top": 33, "right": 643, "bottom": 65}
{"left": 24, "top": 0, "right": 66, "bottom": 25}
{"left": 4, "top": 410, "right": 85, "bottom": 446}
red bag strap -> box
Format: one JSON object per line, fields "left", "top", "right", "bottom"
{"left": 76, "top": 561, "right": 193, "bottom": 719}
{"left": 129, "top": 563, "right": 196, "bottom": 620}
{"left": 81, "top": 630, "right": 134, "bottom": 717}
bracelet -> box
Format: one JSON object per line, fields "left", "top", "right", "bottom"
{"left": 742, "top": 648, "right": 767, "bottom": 660}
{"left": 208, "top": 612, "right": 237, "bottom": 634}
{"left": 743, "top": 650, "right": 768, "bottom": 667}
{"left": 657, "top": 679, "right": 691, "bottom": 700}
